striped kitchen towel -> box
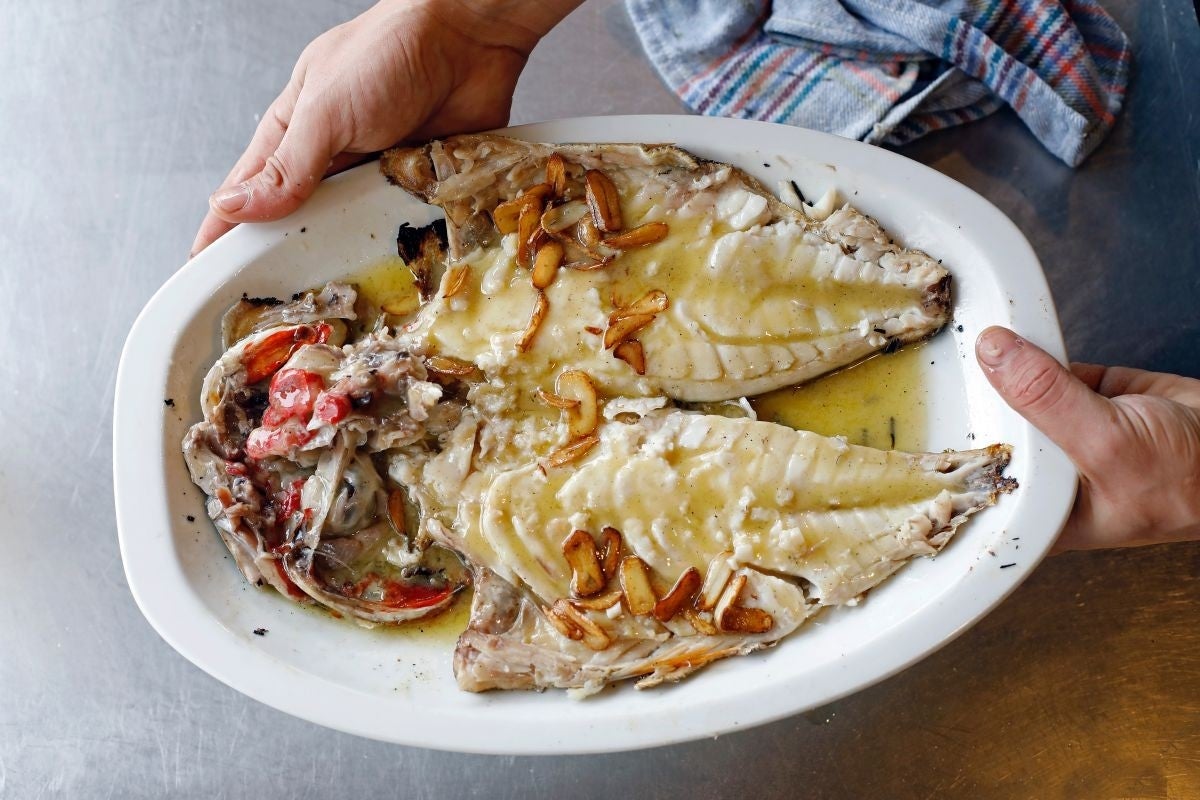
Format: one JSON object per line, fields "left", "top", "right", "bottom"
{"left": 626, "top": 0, "right": 1130, "bottom": 166}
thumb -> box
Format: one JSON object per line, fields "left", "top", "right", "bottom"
{"left": 976, "top": 326, "right": 1115, "bottom": 469}
{"left": 208, "top": 102, "right": 338, "bottom": 224}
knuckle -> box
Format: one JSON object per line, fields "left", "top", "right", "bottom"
{"left": 1008, "top": 360, "right": 1069, "bottom": 415}
{"left": 259, "top": 154, "right": 290, "bottom": 190}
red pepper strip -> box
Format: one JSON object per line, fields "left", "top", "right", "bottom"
{"left": 271, "top": 561, "right": 307, "bottom": 600}
{"left": 242, "top": 325, "right": 327, "bottom": 384}
{"left": 244, "top": 421, "right": 314, "bottom": 459}
{"left": 343, "top": 573, "right": 456, "bottom": 609}
{"left": 380, "top": 581, "right": 455, "bottom": 609}
{"left": 262, "top": 368, "right": 324, "bottom": 427}
{"left": 313, "top": 392, "right": 351, "bottom": 425}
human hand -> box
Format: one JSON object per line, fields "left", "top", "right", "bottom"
{"left": 976, "top": 326, "right": 1200, "bottom": 552}
{"left": 191, "top": 0, "right": 582, "bottom": 255}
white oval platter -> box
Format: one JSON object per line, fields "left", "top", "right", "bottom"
{"left": 115, "top": 115, "right": 1076, "bottom": 754}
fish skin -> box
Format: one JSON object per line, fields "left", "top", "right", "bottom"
{"left": 381, "top": 135, "right": 950, "bottom": 402}
{"left": 221, "top": 281, "right": 357, "bottom": 349}
{"left": 453, "top": 567, "right": 812, "bottom": 695}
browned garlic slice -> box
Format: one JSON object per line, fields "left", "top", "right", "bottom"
{"left": 531, "top": 241, "right": 564, "bottom": 290}
{"left": 516, "top": 290, "right": 548, "bottom": 353}
{"left": 613, "top": 289, "right": 669, "bottom": 318}
{"left": 425, "top": 354, "right": 478, "bottom": 377}
{"left": 543, "top": 434, "right": 599, "bottom": 467}
{"left": 613, "top": 340, "right": 646, "bottom": 375}
{"left": 653, "top": 567, "right": 701, "bottom": 622}
{"left": 619, "top": 556, "right": 656, "bottom": 616}
{"left": 555, "top": 369, "right": 599, "bottom": 439}
{"left": 599, "top": 527, "right": 622, "bottom": 580}
{"left": 541, "top": 199, "right": 588, "bottom": 234}
{"left": 440, "top": 264, "right": 470, "bottom": 299}
{"left": 697, "top": 551, "right": 735, "bottom": 611}
{"left": 603, "top": 313, "right": 654, "bottom": 350}
{"left": 713, "top": 573, "right": 774, "bottom": 633}
{"left": 562, "top": 529, "right": 606, "bottom": 597}
{"left": 604, "top": 221, "right": 668, "bottom": 249}
{"left": 549, "top": 599, "right": 611, "bottom": 651}
{"left": 584, "top": 169, "right": 622, "bottom": 232}
{"left": 569, "top": 590, "right": 623, "bottom": 612}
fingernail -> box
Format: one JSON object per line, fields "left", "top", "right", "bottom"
{"left": 211, "top": 184, "right": 249, "bottom": 214}
{"left": 977, "top": 327, "right": 1023, "bottom": 368}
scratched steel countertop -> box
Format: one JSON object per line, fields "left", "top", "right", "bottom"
{"left": 1, "top": 0, "right": 1197, "bottom": 797}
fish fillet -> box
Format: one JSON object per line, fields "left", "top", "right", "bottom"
{"left": 381, "top": 135, "right": 950, "bottom": 401}
{"left": 435, "top": 410, "right": 1012, "bottom": 694}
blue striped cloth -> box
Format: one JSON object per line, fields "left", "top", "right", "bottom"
{"left": 626, "top": 0, "right": 1130, "bottom": 166}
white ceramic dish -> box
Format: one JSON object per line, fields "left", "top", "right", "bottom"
{"left": 115, "top": 115, "right": 1076, "bottom": 754}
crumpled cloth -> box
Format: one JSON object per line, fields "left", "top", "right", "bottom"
{"left": 626, "top": 0, "right": 1130, "bottom": 166}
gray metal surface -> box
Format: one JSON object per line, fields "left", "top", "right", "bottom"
{"left": 1, "top": 0, "right": 1197, "bottom": 797}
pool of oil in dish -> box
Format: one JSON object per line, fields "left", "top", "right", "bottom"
{"left": 751, "top": 343, "right": 929, "bottom": 452}
{"left": 358, "top": 588, "right": 474, "bottom": 645}
{"left": 345, "top": 256, "right": 422, "bottom": 333}
{"left": 283, "top": 583, "right": 473, "bottom": 645}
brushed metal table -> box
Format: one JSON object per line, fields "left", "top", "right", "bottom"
{"left": 1, "top": 1, "right": 1197, "bottom": 797}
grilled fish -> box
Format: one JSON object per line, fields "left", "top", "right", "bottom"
{"left": 181, "top": 136, "right": 1013, "bottom": 697}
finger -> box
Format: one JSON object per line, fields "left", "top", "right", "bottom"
{"left": 1069, "top": 362, "right": 1107, "bottom": 391}
{"left": 208, "top": 99, "right": 339, "bottom": 224}
{"left": 976, "top": 326, "right": 1116, "bottom": 469}
{"left": 190, "top": 213, "right": 237, "bottom": 257}
{"left": 326, "top": 151, "right": 373, "bottom": 176}
{"left": 190, "top": 150, "right": 370, "bottom": 256}
{"left": 191, "top": 92, "right": 298, "bottom": 256}
{"left": 216, "top": 88, "right": 299, "bottom": 198}
{"left": 1092, "top": 365, "right": 1200, "bottom": 403}
{"left": 1073, "top": 362, "right": 1200, "bottom": 406}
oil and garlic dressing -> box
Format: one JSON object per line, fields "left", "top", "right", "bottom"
{"left": 347, "top": 250, "right": 931, "bottom": 456}
{"left": 612, "top": 214, "right": 924, "bottom": 342}
{"left": 342, "top": 221, "right": 935, "bottom": 610}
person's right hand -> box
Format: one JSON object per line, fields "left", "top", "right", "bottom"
{"left": 191, "top": 0, "right": 581, "bottom": 256}
{"left": 976, "top": 326, "right": 1200, "bottom": 552}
